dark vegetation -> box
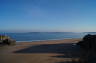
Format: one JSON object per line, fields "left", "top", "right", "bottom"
{"left": 77, "top": 34, "right": 96, "bottom": 63}
{"left": 0, "top": 35, "right": 16, "bottom": 46}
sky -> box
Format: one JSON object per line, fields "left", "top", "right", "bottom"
{"left": 0, "top": 0, "right": 96, "bottom": 32}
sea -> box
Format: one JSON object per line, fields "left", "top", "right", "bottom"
{"left": 0, "top": 32, "right": 95, "bottom": 42}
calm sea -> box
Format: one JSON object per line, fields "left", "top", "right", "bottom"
{"left": 0, "top": 32, "right": 91, "bottom": 42}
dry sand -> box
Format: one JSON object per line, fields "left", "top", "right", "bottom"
{"left": 0, "top": 39, "right": 81, "bottom": 63}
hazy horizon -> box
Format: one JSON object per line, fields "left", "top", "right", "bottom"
{"left": 0, "top": 31, "right": 96, "bottom": 33}
{"left": 1, "top": 0, "right": 96, "bottom": 32}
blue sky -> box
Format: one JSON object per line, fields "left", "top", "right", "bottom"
{"left": 0, "top": 0, "right": 96, "bottom": 32}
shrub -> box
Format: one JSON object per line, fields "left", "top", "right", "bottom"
{"left": 0, "top": 35, "right": 16, "bottom": 46}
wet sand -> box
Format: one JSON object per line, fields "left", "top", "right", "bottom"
{"left": 0, "top": 39, "right": 81, "bottom": 63}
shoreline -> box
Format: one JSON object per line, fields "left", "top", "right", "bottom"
{"left": 16, "top": 38, "right": 82, "bottom": 43}
{"left": 16, "top": 38, "right": 82, "bottom": 46}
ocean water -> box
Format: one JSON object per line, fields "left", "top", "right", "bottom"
{"left": 0, "top": 32, "right": 89, "bottom": 42}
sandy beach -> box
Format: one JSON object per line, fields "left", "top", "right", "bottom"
{"left": 0, "top": 39, "right": 81, "bottom": 63}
